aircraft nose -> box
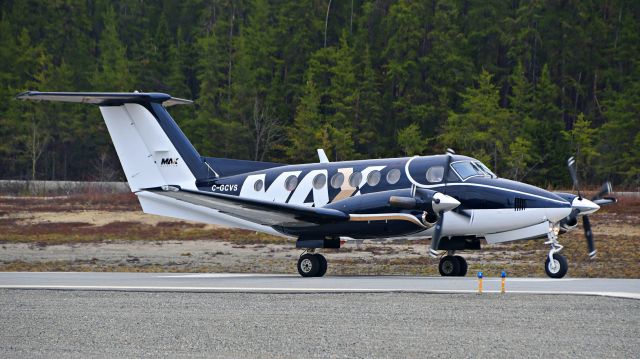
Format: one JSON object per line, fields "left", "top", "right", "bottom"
{"left": 432, "top": 193, "right": 461, "bottom": 213}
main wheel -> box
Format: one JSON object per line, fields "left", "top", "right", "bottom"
{"left": 545, "top": 253, "right": 568, "bottom": 278}
{"left": 298, "top": 253, "right": 320, "bottom": 277}
{"left": 438, "top": 255, "right": 461, "bottom": 276}
{"left": 454, "top": 255, "right": 468, "bottom": 276}
{"left": 316, "top": 254, "right": 328, "bottom": 277}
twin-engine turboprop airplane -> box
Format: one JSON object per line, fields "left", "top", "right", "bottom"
{"left": 17, "top": 91, "right": 616, "bottom": 278}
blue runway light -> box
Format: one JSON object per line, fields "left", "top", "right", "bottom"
{"left": 477, "top": 271, "right": 483, "bottom": 278}
{"left": 501, "top": 271, "right": 507, "bottom": 294}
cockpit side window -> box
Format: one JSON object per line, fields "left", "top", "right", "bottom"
{"left": 451, "top": 161, "right": 496, "bottom": 180}
{"left": 451, "top": 162, "right": 478, "bottom": 180}
{"left": 475, "top": 162, "right": 497, "bottom": 178}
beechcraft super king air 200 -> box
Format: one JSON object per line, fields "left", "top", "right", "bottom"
{"left": 17, "top": 91, "right": 617, "bottom": 278}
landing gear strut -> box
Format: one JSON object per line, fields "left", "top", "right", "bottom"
{"left": 438, "top": 252, "right": 468, "bottom": 277}
{"left": 544, "top": 225, "right": 568, "bottom": 278}
{"left": 297, "top": 250, "right": 327, "bottom": 277}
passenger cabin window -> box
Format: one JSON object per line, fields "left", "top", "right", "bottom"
{"left": 330, "top": 173, "right": 344, "bottom": 189}
{"left": 284, "top": 175, "right": 298, "bottom": 191}
{"left": 254, "top": 179, "right": 264, "bottom": 191}
{"left": 426, "top": 166, "right": 444, "bottom": 183}
{"left": 349, "top": 172, "right": 363, "bottom": 188}
{"left": 451, "top": 161, "right": 497, "bottom": 180}
{"left": 386, "top": 169, "right": 401, "bottom": 184}
{"left": 312, "top": 173, "right": 326, "bottom": 190}
{"left": 367, "top": 170, "right": 381, "bottom": 186}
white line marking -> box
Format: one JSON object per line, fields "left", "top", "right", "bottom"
{"left": 156, "top": 273, "right": 295, "bottom": 278}
{"left": 1, "top": 285, "right": 637, "bottom": 300}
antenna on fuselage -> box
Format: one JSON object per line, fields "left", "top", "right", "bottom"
{"left": 317, "top": 149, "right": 330, "bottom": 163}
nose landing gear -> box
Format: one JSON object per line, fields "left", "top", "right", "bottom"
{"left": 544, "top": 226, "right": 568, "bottom": 278}
{"left": 297, "top": 250, "right": 328, "bottom": 277}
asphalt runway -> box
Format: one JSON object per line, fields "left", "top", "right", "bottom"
{"left": 1, "top": 273, "right": 639, "bottom": 358}
{"left": 1, "top": 272, "right": 639, "bottom": 299}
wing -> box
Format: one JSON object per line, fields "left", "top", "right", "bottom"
{"left": 145, "top": 187, "right": 349, "bottom": 228}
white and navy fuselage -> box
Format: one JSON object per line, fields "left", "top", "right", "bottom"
{"left": 194, "top": 154, "right": 573, "bottom": 244}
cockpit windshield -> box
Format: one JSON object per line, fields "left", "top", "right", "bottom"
{"left": 451, "top": 161, "right": 497, "bottom": 180}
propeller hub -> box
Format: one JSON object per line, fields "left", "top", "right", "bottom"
{"left": 571, "top": 197, "right": 600, "bottom": 215}
{"left": 432, "top": 193, "right": 460, "bottom": 213}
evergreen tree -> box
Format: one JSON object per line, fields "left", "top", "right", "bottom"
{"left": 562, "top": 113, "right": 599, "bottom": 183}
{"left": 286, "top": 79, "right": 323, "bottom": 163}
{"left": 441, "top": 70, "right": 512, "bottom": 174}
{"left": 92, "top": 6, "right": 134, "bottom": 91}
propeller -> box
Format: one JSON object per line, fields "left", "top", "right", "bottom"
{"left": 429, "top": 151, "right": 455, "bottom": 257}
{"left": 565, "top": 157, "right": 616, "bottom": 259}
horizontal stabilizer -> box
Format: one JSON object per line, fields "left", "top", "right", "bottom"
{"left": 16, "top": 91, "right": 192, "bottom": 107}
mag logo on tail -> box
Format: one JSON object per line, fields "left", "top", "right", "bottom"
{"left": 160, "top": 157, "right": 180, "bottom": 166}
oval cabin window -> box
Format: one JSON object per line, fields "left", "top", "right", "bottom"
{"left": 330, "top": 173, "right": 344, "bottom": 189}
{"left": 254, "top": 179, "right": 264, "bottom": 191}
{"left": 349, "top": 172, "right": 363, "bottom": 188}
{"left": 312, "top": 173, "right": 326, "bottom": 190}
{"left": 367, "top": 170, "right": 381, "bottom": 186}
{"left": 284, "top": 175, "right": 298, "bottom": 191}
{"left": 386, "top": 169, "right": 401, "bottom": 184}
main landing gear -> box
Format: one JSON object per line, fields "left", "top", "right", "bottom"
{"left": 544, "top": 227, "right": 568, "bottom": 278}
{"left": 438, "top": 252, "right": 468, "bottom": 277}
{"left": 297, "top": 250, "right": 328, "bottom": 277}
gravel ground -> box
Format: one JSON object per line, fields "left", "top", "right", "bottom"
{"left": 0, "top": 290, "right": 638, "bottom": 358}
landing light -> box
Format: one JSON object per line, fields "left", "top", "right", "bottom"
{"left": 551, "top": 223, "right": 560, "bottom": 236}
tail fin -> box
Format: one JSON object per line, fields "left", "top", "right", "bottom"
{"left": 16, "top": 91, "right": 210, "bottom": 191}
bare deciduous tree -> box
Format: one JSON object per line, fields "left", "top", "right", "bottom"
{"left": 252, "top": 97, "right": 283, "bottom": 161}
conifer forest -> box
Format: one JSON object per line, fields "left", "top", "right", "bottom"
{"left": 0, "top": 0, "right": 638, "bottom": 189}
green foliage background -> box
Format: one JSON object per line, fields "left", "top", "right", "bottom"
{"left": 0, "top": 0, "right": 638, "bottom": 189}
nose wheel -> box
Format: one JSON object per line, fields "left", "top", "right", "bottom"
{"left": 545, "top": 253, "right": 568, "bottom": 278}
{"left": 297, "top": 252, "right": 328, "bottom": 277}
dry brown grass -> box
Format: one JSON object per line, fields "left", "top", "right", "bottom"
{"left": 0, "top": 192, "right": 139, "bottom": 212}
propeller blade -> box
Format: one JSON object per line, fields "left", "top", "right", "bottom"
{"left": 593, "top": 197, "right": 617, "bottom": 206}
{"left": 430, "top": 150, "right": 454, "bottom": 257}
{"left": 429, "top": 212, "right": 444, "bottom": 257}
{"left": 567, "top": 157, "right": 581, "bottom": 198}
{"left": 591, "top": 181, "right": 612, "bottom": 201}
{"left": 583, "top": 215, "right": 596, "bottom": 259}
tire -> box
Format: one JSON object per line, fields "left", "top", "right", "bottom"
{"left": 298, "top": 253, "right": 320, "bottom": 277}
{"left": 454, "top": 255, "right": 468, "bottom": 276}
{"left": 545, "top": 253, "right": 568, "bottom": 278}
{"left": 316, "top": 254, "right": 328, "bottom": 277}
{"left": 439, "top": 255, "right": 460, "bottom": 276}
